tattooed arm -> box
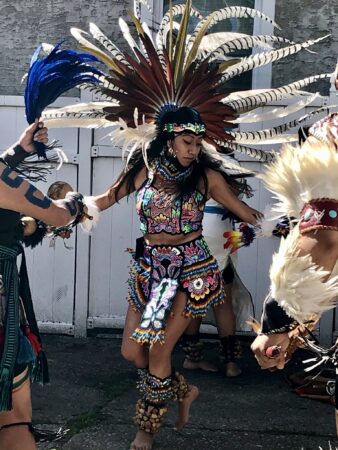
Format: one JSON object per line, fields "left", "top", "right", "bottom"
{"left": 0, "top": 161, "right": 79, "bottom": 226}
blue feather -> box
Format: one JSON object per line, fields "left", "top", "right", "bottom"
{"left": 24, "top": 43, "right": 102, "bottom": 157}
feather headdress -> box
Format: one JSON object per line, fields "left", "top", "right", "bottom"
{"left": 42, "top": 1, "right": 331, "bottom": 165}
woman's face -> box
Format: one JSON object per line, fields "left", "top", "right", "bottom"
{"left": 170, "top": 133, "right": 203, "bottom": 167}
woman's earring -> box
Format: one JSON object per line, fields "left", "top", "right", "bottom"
{"left": 168, "top": 145, "right": 176, "bottom": 158}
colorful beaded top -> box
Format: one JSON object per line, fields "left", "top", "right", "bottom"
{"left": 136, "top": 155, "right": 203, "bottom": 235}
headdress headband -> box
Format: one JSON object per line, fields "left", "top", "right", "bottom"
{"left": 163, "top": 123, "right": 206, "bottom": 135}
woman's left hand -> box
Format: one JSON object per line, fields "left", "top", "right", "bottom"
{"left": 19, "top": 119, "right": 49, "bottom": 153}
{"left": 245, "top": 206, "right": 264, "bottom": 226}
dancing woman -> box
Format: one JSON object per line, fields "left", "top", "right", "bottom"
{"left": 91, "top": 106, "right": 261, "bottom": 450}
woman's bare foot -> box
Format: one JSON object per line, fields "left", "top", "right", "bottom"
{"left": 226, "top": 361, "right": 241, "bottom": 377}
{"left": 130, "top": 430, "right": 154, "bottom": 450}
{"left": 183, "top": 358, "right": 218, "bottom": 372}
{"left": 174, "top": 385, "right": 199, "bottom": 430}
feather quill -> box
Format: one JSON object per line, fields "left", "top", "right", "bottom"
{"left": 89, "top": 23, "right": 131, "bottom": 69}
{"left": 232, "top": 94, "right": 320, "bottom": 124}
{"left": 224, "top": 74, "right": 331, "bottom": 112}
{"left": 207, "top": 35, "right": 292, "bottom": 64}
{"left": 220, "top": 35, "right": 330, "bottom": 83}
{"left": 188, "top": 6, "right": 280, "bottom": 48}
{"left": 228, "top": 107, "right": 329, "bottom": 144}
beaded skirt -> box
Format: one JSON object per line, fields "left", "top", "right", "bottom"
{"left": 128, "top": 236, "right": 224, "bottom": 344}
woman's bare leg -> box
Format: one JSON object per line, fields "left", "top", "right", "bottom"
{"left": 0, "top": 369, "right": 37, "bottom": 450}
{"left": 182, "top": 317, "right": 218, "bottom": 372}
{"left": 122, "top": 307, "right": 153, "bottom": 450}
{"left": 149, "top": 291, "right": 198, "bottom": 430}
{"left": 214, "top": 283, "right": 236, "bottom": 335}
{"left": 121, "top": 306, "right": 148, "bottom": 368}
{"left": 131, "top": 292, "right": 199, "bottom": 449}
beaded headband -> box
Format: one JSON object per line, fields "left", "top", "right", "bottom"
{"left": 163, "top": 122, "right": 206, "bottom": 135}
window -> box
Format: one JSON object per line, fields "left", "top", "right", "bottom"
{"left": 149, "top": 0, "right": 275, "bottom": 90}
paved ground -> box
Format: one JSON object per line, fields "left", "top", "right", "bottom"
{"left": 32, "top": 334, "right": 338, "bottom": 450}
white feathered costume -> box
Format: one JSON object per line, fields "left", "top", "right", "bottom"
{"left": 261, "top": 140, "right": 338, "bottom": 324}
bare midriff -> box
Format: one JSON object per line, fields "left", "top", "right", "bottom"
{"left": 144, "top": 229, "right": 202, "bottom": 246}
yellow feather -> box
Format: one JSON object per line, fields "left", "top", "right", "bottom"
{"left": 128, "top": 11, "right": 145, "bottom": 36}
{"left": 173, "top": 0, "right": 191, "bottom": 86}
{"left": 218, "top": 58, "right": 241, "bottom": 72}
{"left": 169, "top": 0, "right": 173, "bottom": 61}
{"left": 183, "top": 15, "right": 213, "bottom": 72}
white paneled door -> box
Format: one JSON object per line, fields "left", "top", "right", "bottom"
{"left": 1, "top": 95, "right": 336, "bottom": 344}
{"left": 0, "top": 97, "right": 79, "bottom": 335}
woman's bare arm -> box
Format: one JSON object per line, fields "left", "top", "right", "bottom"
{"left": 0, "top": 161, "right": 77, "bottom": 226}
{"left": 206, "top": 169, "right": 261, "bottom": 225}
{"left": 94, "top": 166, "right": 147, "bottom": 211}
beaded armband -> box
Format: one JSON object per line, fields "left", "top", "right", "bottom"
{"left": 261, "top": 321, "right": 298, "bottom": 336}
{"left": 53, "top": 192, "right": 86, "bottom": 236}
{"left": 261, "top": 297, "right": 298, "bottom": 335}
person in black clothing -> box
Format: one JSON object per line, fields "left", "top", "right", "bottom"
{"left": 0, "top": 121, "right": 87, "bottom": 450}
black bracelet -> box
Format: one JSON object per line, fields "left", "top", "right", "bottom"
{"left": 57, "top": 192, "right": 85, "bottom": 232}
{"left": 0, "top": 145, "right": 30, "bottom": 169}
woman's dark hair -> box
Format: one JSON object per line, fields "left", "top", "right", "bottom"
{"left": 112, "top": 106, "right": 244, "bottom": 203}
{"left": 157, "top": 106, "right": 206, "bottom": 140}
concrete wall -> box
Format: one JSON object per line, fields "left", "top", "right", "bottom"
{"left": 0, "top": 0, "right": 132, "bottom": 96}
{"left": 273, "top": 0, "right": 338, "bottom": 95}
{"left": 1, "top": 0, "right": 336, "bottom": 95}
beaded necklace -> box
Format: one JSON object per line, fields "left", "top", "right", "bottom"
{"left": 153, "top": 153, "right": 193, "bottom": 183}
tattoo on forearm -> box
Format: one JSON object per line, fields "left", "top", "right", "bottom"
{"left": 0, "top": 166, "right": 25, "bottom": 188}
{"left": 1, "top": 165, "right": 52, "bottom": 210}
{"left": 24, "top": 185, "right": 52, "bottom": 209}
